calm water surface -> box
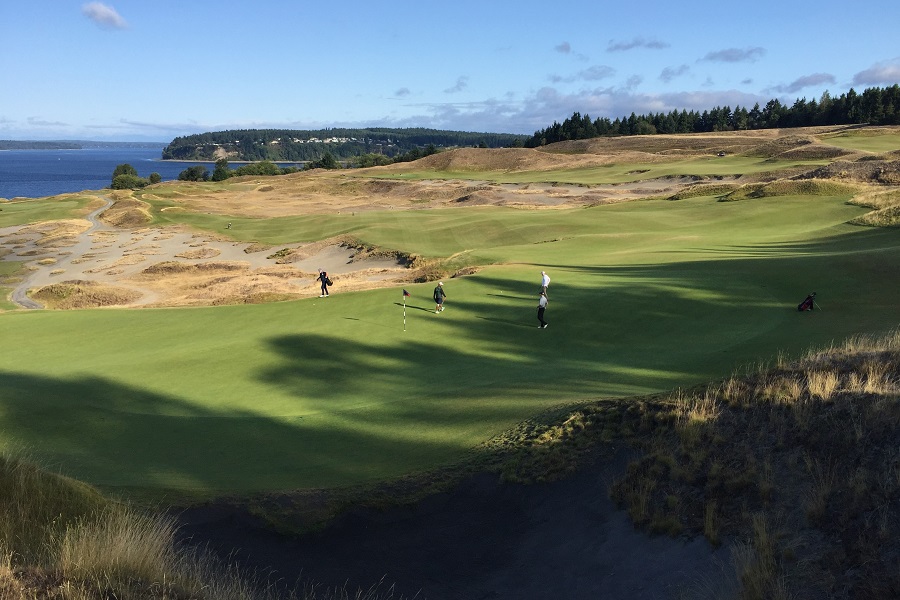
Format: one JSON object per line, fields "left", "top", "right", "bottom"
{"left": 0, "top": 147, "right": 300, "bottom": 200}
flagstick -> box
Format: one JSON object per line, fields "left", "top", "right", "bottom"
{"left": 403, "top": 296, "right": 407, "bottom": 331}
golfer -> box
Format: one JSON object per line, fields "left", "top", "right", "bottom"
{"left": 433, "top": 281, "right": 446, "bottom": 313}
{"left": 318, "top": 268, "right": 330, "bottom": 297}
{"left": 537, "top": 290, "right": 548, "bottom": 328}
{"left": 540, "top": 270, "right": 551, "bottom": 294}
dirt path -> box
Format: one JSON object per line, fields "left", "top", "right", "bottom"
{"left": 8, "top": 198, "right": 115, "bottom": 307}
{"left": 177, "top": 448, "right": 734, "bottom": 600}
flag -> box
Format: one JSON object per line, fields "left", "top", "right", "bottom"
{"left": 403, "top": 289, "right": 411, "bottom": 297}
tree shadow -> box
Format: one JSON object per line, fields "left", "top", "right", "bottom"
{"left": 1, "top": 223, "right": 896, "bottom": 495}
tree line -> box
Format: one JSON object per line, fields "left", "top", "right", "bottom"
{"left": 525, "top": 85, "right": 900, "bottom": 146}
{"left": 109, "top": 143, "right": 445, "bottom": 189}
{"left": 0, "top": 141, "right": 81, "bottom": 150}
{"left": 162, "top": 128, "right": 527, "bottom": 162}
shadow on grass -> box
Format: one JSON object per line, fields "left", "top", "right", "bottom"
{"left": 0, "top": 225, "right": 897, "bottom": 495}
{"left": 392, "top": 301, "right": 433, "bottom": 312}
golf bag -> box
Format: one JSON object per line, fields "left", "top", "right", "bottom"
{"left": 797, "top": 292, "right": 816, "bottom": 312}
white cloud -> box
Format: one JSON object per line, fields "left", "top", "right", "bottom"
{"left": 701, "top": 47, "right": 765, "bottom": 63}
{"left": 580, "top": 66, "right": 616, "bottom": 81}
{"left": 549, "top": 65, "right": 616, "bottom": 84}
{"left": 607, "top": 38, "right": 669, "bottom": 52}
{"left": 853, "top": 59, "right": 900, "bottom": 86}
{"left": 444, "top": 76, "right": 469, "bottom": 94}
{"left": 27, "top": 116, "right": 69, "bottom": 127}
{"left": 555, "top": 42, "right": 571, "bottom": 54}
{"left": 81, "top": 2, "right": 128, "bottom": 30}
{"left": 660, "top": 65, "right": 690, "bottom": 83}
{"left": 770, "top": 73, "right": 837, "bottom": 94}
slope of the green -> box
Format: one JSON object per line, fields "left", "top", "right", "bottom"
{"left": 820, "top": 130, "right": 900, "bottom": 153}
{"left": 0, "top": 195, "right": 96, "bottom": 227}
{"left": 1, "top": 194, "right": 897, "bottom": 495}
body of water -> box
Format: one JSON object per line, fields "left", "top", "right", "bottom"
{"left": 0, "top": 147, "right": 302, "bottom": 200}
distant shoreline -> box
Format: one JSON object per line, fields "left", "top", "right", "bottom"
{"left": 0, "top": 141, "right": 166, "bottom": 151}
{"left": 159, "top": 158, "right": 306, "bottom": 164}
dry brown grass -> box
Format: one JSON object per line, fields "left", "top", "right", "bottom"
{"left": 16, "top": 220, "right": 90, "bottom": 248}
{"left": 175, "top": 247, "right": 221, "bottom": 259}
{"left": 130, "top": 261, "right": 312, "bottom": 307}
{"left": 98, "top": 196, "right": 153, "bottom": 227}
{"left": 0, "top": 452, "right": 412, "bottom": 600}
{"left": 30, "top": 280, "right": 143, "bottom": 309}
{"left": 848, "top": 187, "right": 900, "bottom": 226}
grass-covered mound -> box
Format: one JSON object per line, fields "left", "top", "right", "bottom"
{"left": 98, "top": 195, "right": 153, "bottom": 228}
{"left": 493, "top": 329, "right": 899, "bottom": 599}
{"left": 0, "top": 454, "right": 405, "bottom": 600}
{"left": 30, "top": 280, "right": 143, "bottom": 309}
{"left": 849, "top": 187, "right": 900, "bottom": 227}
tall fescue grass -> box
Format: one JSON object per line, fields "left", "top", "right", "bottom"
{"left": 849, "top": 187, "right": 900, "bottom": 226}
{"left": 604, "top": 328, "right": 900, "bottom": 599}
{"left": 0, "top": 450, "right": 107, "bottom": 565}
{"left": 717, "top": 179, "right": 857, "bottom": 202}
{"left": 0, "top": 453, "right": 406, "bottom": 599}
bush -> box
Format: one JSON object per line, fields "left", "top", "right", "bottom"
{"left": 111, "top": 173, "right": 150, "bottom": 189}
{"left": 178, "top": 165, "right": 210, "bottom": 181}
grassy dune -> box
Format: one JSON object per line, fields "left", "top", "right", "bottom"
{"left": 376, "top": 155, "right": 833, "bottom": 184}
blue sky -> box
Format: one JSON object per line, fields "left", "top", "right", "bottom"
{"left": 2, "top": 0, "right": 899, "bottom": 142}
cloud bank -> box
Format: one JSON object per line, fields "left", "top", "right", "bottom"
{"left": 853, "top": 59, "right": 900, "bottom": 86}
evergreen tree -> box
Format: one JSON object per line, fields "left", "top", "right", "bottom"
{"left": 178, "top": 165, "right": 210, "bottom": 181}
{"left": 111, "top": 164, "right": 138, "bottom": 185}
{"left": 212, "top": 159, "right": 231, "bottom": 181}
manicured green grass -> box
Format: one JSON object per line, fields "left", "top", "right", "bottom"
{"left": 821, "top": 131, "right": 900, "bottom": 153}
{"left": 376, "top": 156, "right": 831, "bottom": 185}
{"left": 0, "top": 195, "right": 96, "bottom": 227}
{"left": 1, "top": 194, "right": 898, "bottom": 496}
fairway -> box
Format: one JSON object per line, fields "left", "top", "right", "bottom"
{"left": 2, "top": 192, "right": 899, "bottom": 495}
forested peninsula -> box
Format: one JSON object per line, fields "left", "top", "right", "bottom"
{"left": 0, "top": 141, "right": 82, "bottom": 150}
{"left": 161, "top": 128, "right": 528, "bottom": 162}
{"left": 0, "top": 141, "right": 165, "bottom": 150}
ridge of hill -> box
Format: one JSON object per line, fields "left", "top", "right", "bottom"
{"left": 161, "top": 127, "right": 529, "bottom": 162}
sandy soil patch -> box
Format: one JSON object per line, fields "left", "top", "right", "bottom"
{"left": 2, "top": 211, "right": 406, "bottom": 309}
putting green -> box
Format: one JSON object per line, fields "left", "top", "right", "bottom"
{"left": 1, "top": 194, "right": 898, "bottom": 495}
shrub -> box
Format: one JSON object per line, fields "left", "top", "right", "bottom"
{"left": 111, "top": 173, "right": 150, "bottom": 190}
